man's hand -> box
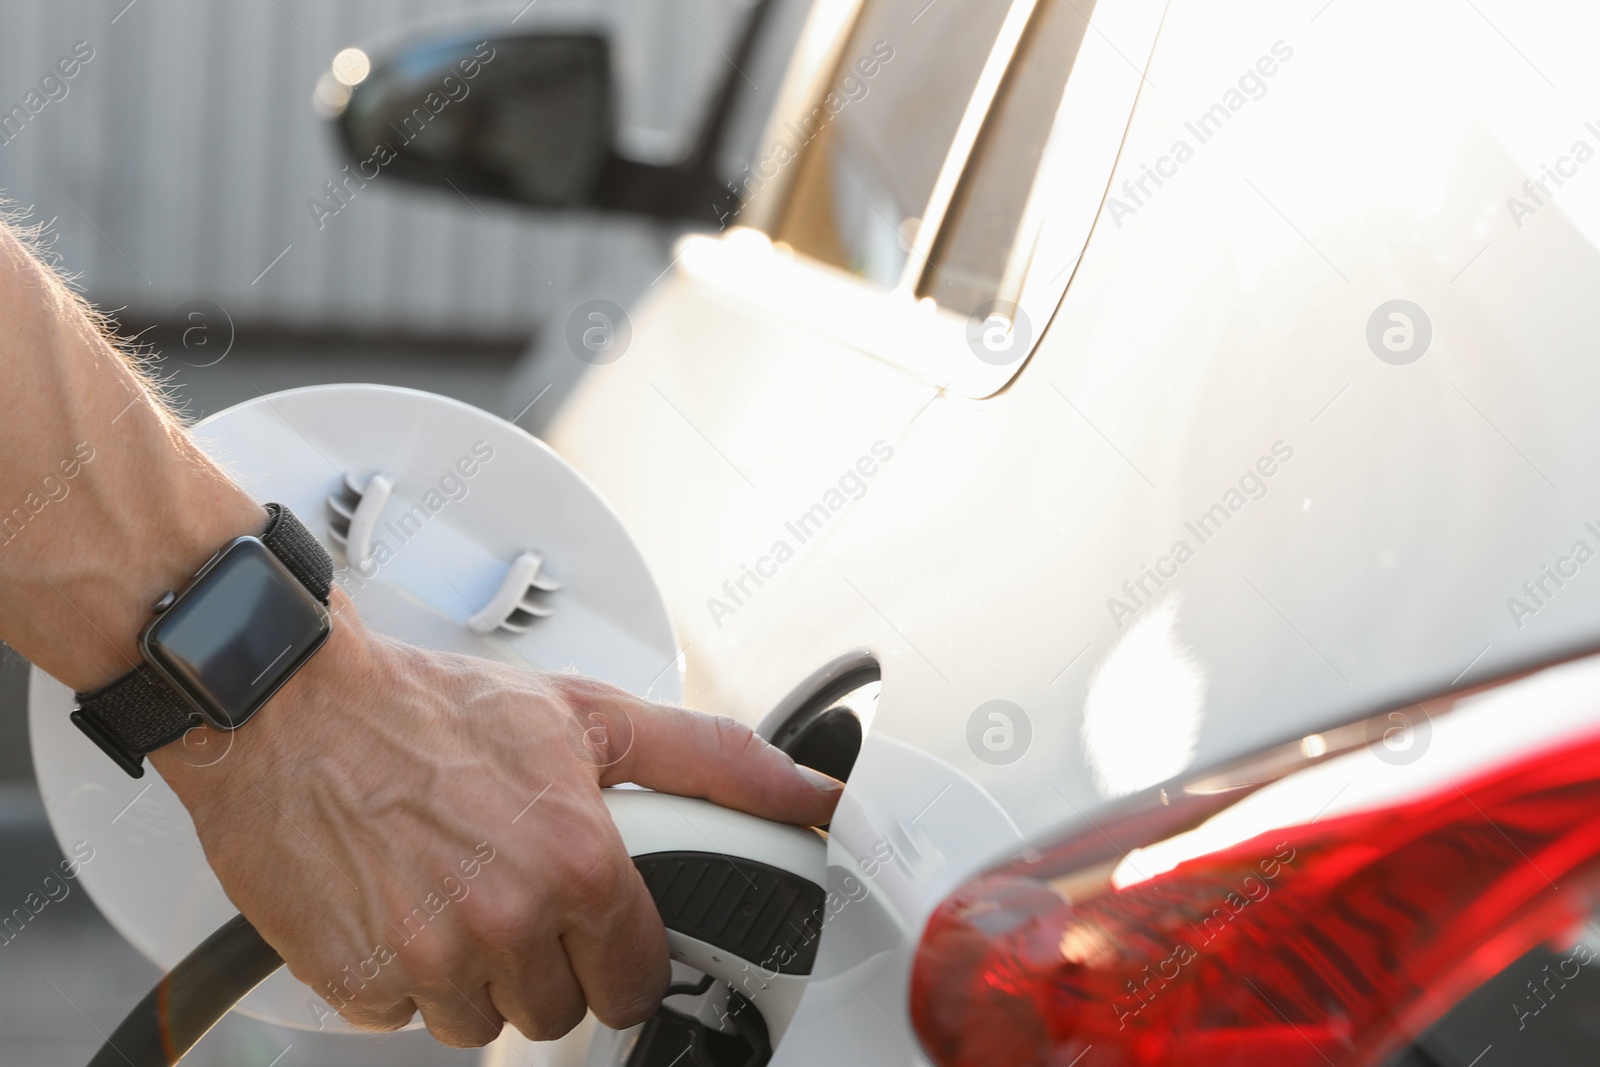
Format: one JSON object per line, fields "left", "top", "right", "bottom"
{"left": 153, "top": 592, "right": 843, "bottom": 1046}
{"left": 0, "top": 222, "right": 841, "bottom": 1048}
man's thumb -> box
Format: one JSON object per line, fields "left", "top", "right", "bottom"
{"left": 596, "top": 699, "right": 843, "bottom": 826}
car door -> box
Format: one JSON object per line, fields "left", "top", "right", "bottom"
{"left": 546, "top": 0, "right": 1600, "bottom": 1063}
{"left": 545, "top": 0, "right": 1158, "bottom": 707}
{"left": 535, "top": 0, "right": 1162, "bottom": 1062}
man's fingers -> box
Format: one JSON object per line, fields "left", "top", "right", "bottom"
{"left": 558, "top": 823, "right": 672, "bottom": 1029}
{"left": 282, "top": 951, "right": 416, "bottom": 1034}
{"left": 323, "top": 990, "right": 417, "bottom": 1033}
{"left": 589, "top": 692, "right": 843, "bottom": 826}
{"left": 486, "top": 940, "right": 589, "bottom": 1042}
{"left": 414, "top": 980, "right": 506, "bottom": 1048}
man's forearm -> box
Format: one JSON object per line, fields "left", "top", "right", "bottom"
{"left": 0, "top": 225, "right": 262, "bottom": 691}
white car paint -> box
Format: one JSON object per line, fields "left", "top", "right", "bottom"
{"left": 528, "top": 0, "right": 1600, "bottom": 1061}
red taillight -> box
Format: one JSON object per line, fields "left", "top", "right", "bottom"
{"left": 911, "top": 723, "right": 1600, "bottom": 1067}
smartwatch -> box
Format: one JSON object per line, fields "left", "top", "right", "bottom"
{"left": 71, "top": 503, "right": 334, "bottom": 778}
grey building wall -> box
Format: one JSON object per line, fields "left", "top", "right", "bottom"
{"left": 0, "top": 0, "right": 757, "bottom": 340}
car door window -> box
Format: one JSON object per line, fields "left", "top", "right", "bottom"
{"left": 920, "top": 0, "right": 1097, "bottom": 314}
{"left": 773, "top": 0, "right": 1015, "bottom": 288}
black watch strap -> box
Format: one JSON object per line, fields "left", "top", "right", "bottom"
{"left": 71, "top": 504, "right": 332, "bottom": 777}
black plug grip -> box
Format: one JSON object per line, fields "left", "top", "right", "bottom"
{"left": 633, "top": 851, "right": 827, "bottom": 976}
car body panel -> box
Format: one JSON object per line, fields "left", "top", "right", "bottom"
{"left": 552, "top": 0, "right": 1600, "bottom": 834}
{"left": 539, "top": 0, "right": 1600, "bottom": 1060}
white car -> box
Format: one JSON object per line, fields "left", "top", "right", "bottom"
{"left": 44, "top": 0, "right": 1600, "bottom": 1064}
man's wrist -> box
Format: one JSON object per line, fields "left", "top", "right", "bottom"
{"left": 94, "top": 496, "right": 270, "bottom": 686}
{"left": 149, "top": 586, "right": 368, "bottom": 803}
{"left": 67, "top": 501, "right": 342, "bottom": 781}
{"left": 47, "top": 488, "right": 268, "bottom": 693}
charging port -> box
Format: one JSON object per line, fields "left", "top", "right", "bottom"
{"left": 769, "top": 666, "right": 878, "bottom": 784}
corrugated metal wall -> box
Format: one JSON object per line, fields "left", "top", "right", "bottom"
{"left": 0, "top": 0, "right": 742, "bottom": 339}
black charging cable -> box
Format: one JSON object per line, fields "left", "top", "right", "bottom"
{"left": 87, "top": 913, "right": 283, "bottom": 1067}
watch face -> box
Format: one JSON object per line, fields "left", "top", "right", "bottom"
{"left": 141, "top": 538, "right": 330, "bottom": 729}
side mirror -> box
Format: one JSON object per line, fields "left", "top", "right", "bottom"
{"left": 334, "top": 34, "right": 617, "bottom": 210}
{"left": 324, "top": 9, "right": 775, "bottom": 227}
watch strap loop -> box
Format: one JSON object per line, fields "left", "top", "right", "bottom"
{"left": 260, "top": 503, "right": 332, "bottom": 604}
